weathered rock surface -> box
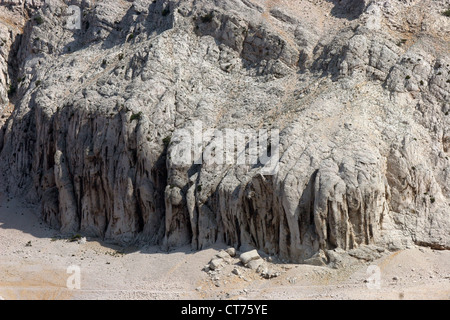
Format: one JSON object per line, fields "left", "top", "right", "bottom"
{"left": 240, "top": 249, "right": 261, "bottom": 265}
{"left": 247, "top": 258, "right": 264, "bottom": 270}
{"left": 0, "top": 0, "right": 449, "bottom": 264}
{"left": 225, "top": 247, "right": 236, "bottom": 257}
{"left": 304, "top": 249, "right": 328, "bottom": 267}
{"left": 209, "top": 258, "right": 223, "bottom": 271}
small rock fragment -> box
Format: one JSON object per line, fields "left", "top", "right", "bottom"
{"left": 216, "top": 250, "right": 230, "bottom": 259}
{"left": 257, "top": 264, "right": 267, "bottom": 274}
{"left": 261, "top": 269, "right": 281, "bottom": 279}
{"left": 225, "top": 247, "right": 236, "bottom": 257}
{"left": 209, "top": 258, "right": 223, "bottom": 270}
{"left": 247, "top": 258, "right": 264, "bottom": 270}
{"left": 232, "top": 267, "right": 241, "bottom": 276}
{"left": 304, "top": 250, "right": 328, "bottom": 266}
{"left": 288, "top": 277, "right": 297, "bottom": 284}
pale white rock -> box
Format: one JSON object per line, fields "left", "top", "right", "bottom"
{"left": 232, "top": 267, "right": 241, "bottom": 276}
{"left": 225, "top": 247, "right": 236, "bottom": 257}
{"left": 304, "top": 250, "right": 328, "bottom": 267}
{"left": 239, "top": 250, "right": 261, "bottom": 265}
{"left": 209, "top": 258, "right": 223, "bottom": 271}
{"left": 0, "top": 0, "right": 448, "bottom": 266}
{"left": 216, "top": 250, "right": 231, "bottom": 260}
{"left": 246, "top": 258, "right": 264, "bottom": 270}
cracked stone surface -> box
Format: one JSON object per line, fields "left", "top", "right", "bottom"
{"left": 0, "top": 0, "right": 449, "bottom": 264}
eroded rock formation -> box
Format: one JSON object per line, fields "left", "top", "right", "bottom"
{"left": 0, "top": 0, "right": 449, "bottom": 263}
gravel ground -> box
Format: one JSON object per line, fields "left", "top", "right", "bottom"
{"left": 0, "top": 191, "right": 449, "bottom": 300}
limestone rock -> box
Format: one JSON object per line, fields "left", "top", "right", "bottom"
{"left": 231, "top": 267, "right": 241, "bottom": 276}
{"left": 304, "top": 250, "right": 328, "bottom": 267}
{"left": 246, "top": 258, "right": 264, "bottom": 270}
{"left": 239, "top": 250, "right": 261, "bottom": 265}
{"left": 225, "top": 247, "right": 236, "bottom": 257}
{"left": 326, "top": 248, "right": 360, "bottom": 269}
{"left": 209, "top": 258, "right": 223, "bottom": 271}
{"left": 0, "top": 0, "right": 448, "bottom": 266}
{"left": 347, "top": 245, "right": 385, "bottom": 262}
{"left": 216, "top": 250, "right": 231, "bottom": 260}
{"left": 260, "top": 268, "right": 281, "bottom": 280}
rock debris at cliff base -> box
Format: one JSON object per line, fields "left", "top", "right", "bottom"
{"left": 0, "top": 195, "right": 449, "bottom": 300}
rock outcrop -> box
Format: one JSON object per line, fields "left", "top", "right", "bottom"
{"left": 0, "top": 0, "right": 449, "bottom": 263}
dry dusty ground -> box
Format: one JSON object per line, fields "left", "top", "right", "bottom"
{"left": 0, "top": 190, "right": 449, "bottom": 300}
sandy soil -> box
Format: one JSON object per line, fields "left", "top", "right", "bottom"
{"left": 0, "top": 190, "right": 449, "bottom": 300}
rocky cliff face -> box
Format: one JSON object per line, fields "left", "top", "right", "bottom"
{"left": 0, "top": 0, "right": 449, "bottom": 263}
